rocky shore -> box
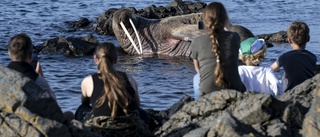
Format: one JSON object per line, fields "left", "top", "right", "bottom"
{"left": 2, "top": 1, "right": 318, "bottom": 137}
{"left": 1, "top": 59, "right": 320, "bottom": 136}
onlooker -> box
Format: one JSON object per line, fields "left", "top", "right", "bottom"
{"left": 7, "top": 33, "right": 55, "bottom": 99}
{"left": 238, "top": 39, "right": 283, "bottom": 96}
{"left": 191, "top": 2, "right": 246, "bottom": 100}
{"left": 271, "top": 22, "right": 317, "bottom": 91}
{"left": 7, "top": 33, "right": 74, "bottom": 123}
{"left": 81, "top": 42, "right": 150, "bottom": 136}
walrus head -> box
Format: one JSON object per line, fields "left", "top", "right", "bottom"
{"left": 113, "top": 8, "right": 144, "bottom": 54}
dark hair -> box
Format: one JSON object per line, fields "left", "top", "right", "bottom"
{"left": 203, "top": 2, "right": 229, "bottom": 87}
{"left": 8, "top": 33, "right": 33, "bottom": 61}
{"left": 287, "top": 22, "right": 310, "bottom": 47}
{"left": 94, "top": 42, "right": 132, "bottom": 117}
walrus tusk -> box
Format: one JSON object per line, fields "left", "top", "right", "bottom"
{"left": 129, "top": 18, "right": 143, "bottom": 54}
{"left": 120, "top": 21, "right": 141, "bottom": 54}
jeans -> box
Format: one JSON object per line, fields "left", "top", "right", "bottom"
{"left": 193, "top": 73, "right": 200, "bottom": 100}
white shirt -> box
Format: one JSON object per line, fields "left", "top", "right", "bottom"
{"left": 238, "top": 66, "right": 283, "bottom": 96}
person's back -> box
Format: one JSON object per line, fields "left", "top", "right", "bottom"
{"left": 7, "top": 33, "right": 56, "bottom": 99}
{"left": 81, "top": 42, "right": 150, "bottom": 136}
{"left": 238, "top": 66, "right": 282, "bottom": 96}
{"left": 271, "top": 22, "right": 317, "bottom": 91}
{"left": 191, "top": 2, "right": 246, "bottom": 100}
{"left": 192, "top": 32, "right": 245, "bottom": 94}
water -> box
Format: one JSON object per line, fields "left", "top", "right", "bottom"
{"left": 0, "top": 0, "right": 320, "bottom": 112}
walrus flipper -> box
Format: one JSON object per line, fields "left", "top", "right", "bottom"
{"left": 171, "top": 25, "right": 206, "bottom": 42}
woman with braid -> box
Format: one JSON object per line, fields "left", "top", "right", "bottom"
{"left": 81, "top": 42, "right": 150, "bottom": 136}
{"left": 191, "top": 2, "right": 246, "bottom": 100}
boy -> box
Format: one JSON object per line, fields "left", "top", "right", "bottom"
{"left": 270, "top": 22, "right": 317, "bottom": 92}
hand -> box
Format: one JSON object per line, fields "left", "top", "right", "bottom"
{"left": 35, "top": 61, "right": 44, "bottom": 77}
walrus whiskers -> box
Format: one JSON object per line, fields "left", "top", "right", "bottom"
{"left": 129, "top": 18, "right": 143, "bottom": 54}
{"left": 120, "top": 21, "right": 141, "bottom": 54}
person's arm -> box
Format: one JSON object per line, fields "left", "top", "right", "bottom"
{"left": 35, "top": 76, "right": 56, "bottom": 100}
{"left": 270, "top": 61, "right": 280, "bottom": 71}
{"left": 266, "top": 68, "right": 283, "bottom": 96}
{"left": 193, "top": 59, "right": 200, "bottom": 74}
{"left": 81, "top": 76, "right": 93, "bottom": 105}
{"left": 126, "top": 73, "right": 140, "bottom": 107}
{"left": 35, "top": 61, "right": 44, "bottom": 77}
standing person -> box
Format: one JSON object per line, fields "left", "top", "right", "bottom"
{"left": 191, "top": 2, "right": 246, "bottom": 100}
{"left": 270, "top": 22, "right": 316, "bottom": 92}
{"left": 7, "top": 33, "right": 74, "bottom": 123}
{"left": 7, "top": 33, "right": 55, "bottom": 99}
{"left": 81, "top": 42, "right": 150, "bottom": 136}
{"left": 238, "top": 39, "right": 283, "bottom": 96}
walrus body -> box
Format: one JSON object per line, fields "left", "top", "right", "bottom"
{"left": 112, "top": 8, "right": 259, "bottom": 57}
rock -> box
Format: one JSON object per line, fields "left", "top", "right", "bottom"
{"left": 302, "top": 81, "right": 320, "bottom": 136}
{"left": 152, "top": 74, "right": 320, "bottom": 137}
{"left": 257, "top": 31, "right": 288, "bottom": 43}
{"left": 206, "top": 112, "right": 262, "bottom": 137}
{"left": 0, "top": 64, "right": 71, "bottom": 136}
{"left": 38, "top": 34, "right": 99, "bottom": 56}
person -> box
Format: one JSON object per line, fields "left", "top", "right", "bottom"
{"left": 7, "top": 33, "right": 55, "bottom": 99}
{"left": 80, "top": 42, "right": 150, "bottom": 136}
{"left": 191, "top": 2, "right": 246, "bottom": 100}
{"left": 238, "top": 39, "right": 283, "bottom": 96}
{"left": 270, "top": 22, "right": 317, "bottom": 92}
{"left": 7, "top": 33, "right": 74, "bottom": 123}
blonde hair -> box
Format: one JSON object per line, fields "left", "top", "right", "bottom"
{"left": 94, "top": 42, "right": 132, "bottom": 117}
{"left": 239, "top": 44, "right": 267, "bottom": 66}
{"left": 203, "top": 2, "right": 229, "bottom": 88}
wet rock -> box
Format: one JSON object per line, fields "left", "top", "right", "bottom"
{"left": 38, "top": 34, "right": 99, "bottom": 56}
{"left": 257, "top": 31, "right": 288, "bottom": 43}
{"left": 72, "top": 18, "right": 91, "bottom": 28}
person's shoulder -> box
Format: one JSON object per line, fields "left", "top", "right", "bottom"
{"left": 81, "top": 75, "right": 93, "bottom": 84}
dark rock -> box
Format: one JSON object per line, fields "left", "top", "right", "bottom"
{"left": 257, "top": 31, "right": 288, "bottom": 43}
{"left": 65, "top": 18, "right": 91, "bottom": 28}
{"left": 152, "top": 74, "right": 320, "bottom": 137}
{"left": 0, "top": 64, "right": 99, "bottom": 136}
{"left": 38, "top": 34, "right": 99, "bottom": 56}
{"left": 206, "top": 112, "right": 263, "bottom": 137}
{"left": 73, "top": 18, "right": 91, "bottom": 28}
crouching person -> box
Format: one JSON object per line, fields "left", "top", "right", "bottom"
{"left": 80, "top": 42, "right": 151, "bottom": 136}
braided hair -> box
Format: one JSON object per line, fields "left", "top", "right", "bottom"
{"left": 203, "top": 2, "right": 229, "bottom": 87}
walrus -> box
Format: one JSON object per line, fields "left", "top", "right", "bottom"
{"left": 112, "top": 8, "right": 268, "bottom": 57}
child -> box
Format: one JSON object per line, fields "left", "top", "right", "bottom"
{"left": 191, "top": 2, "right": 246, "bottom": 100}
{"left": 238, "top": 39, "right": 283, "bottom": 96}
{"left": 270, "top": 22, "right": 317, "bottom": 92}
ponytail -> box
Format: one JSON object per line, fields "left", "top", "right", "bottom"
{"left": 94, "top": 43, "right": 132, "bottom": 117}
